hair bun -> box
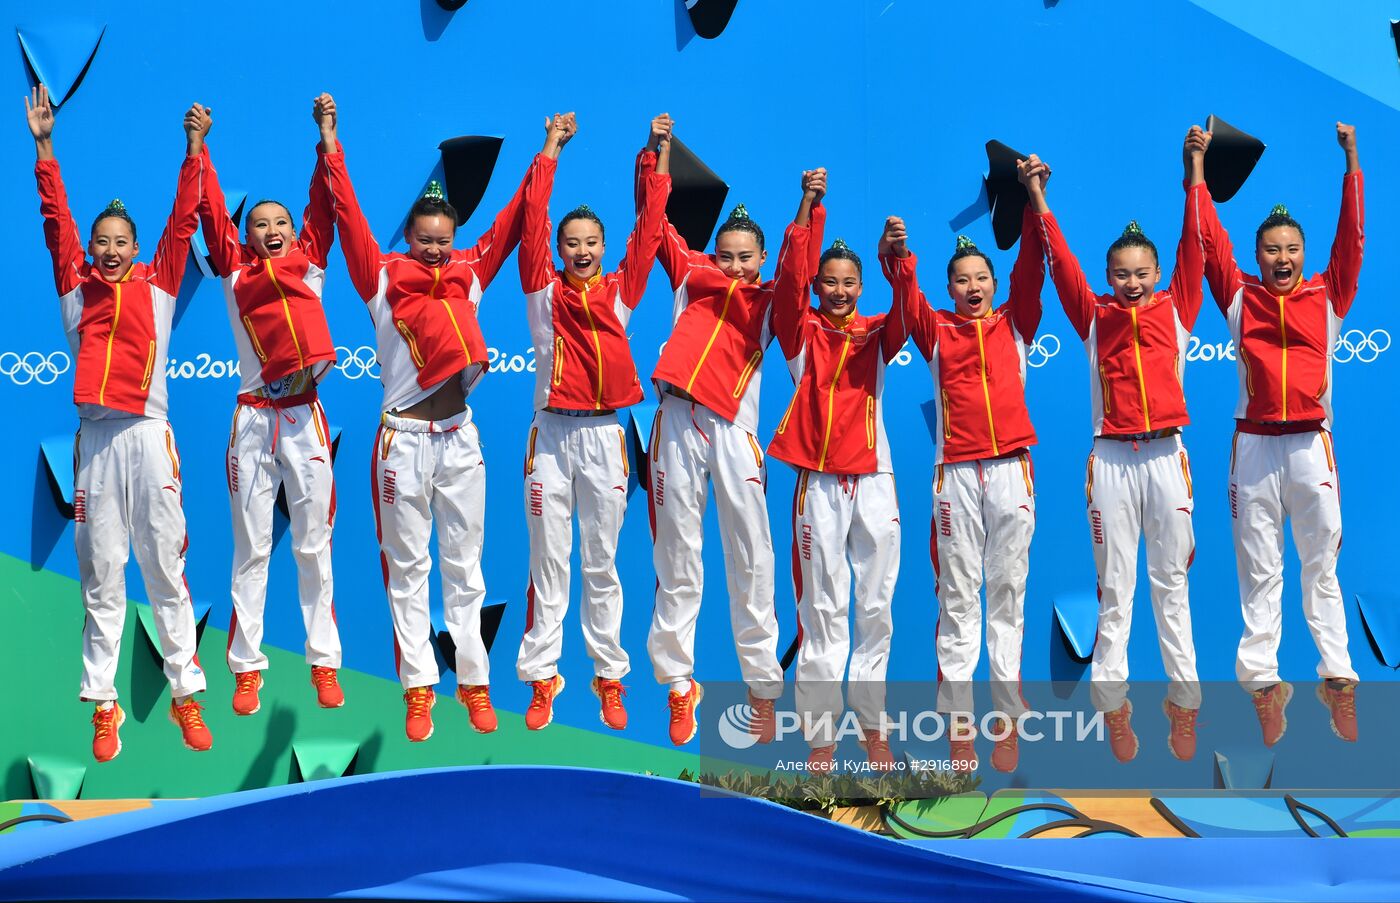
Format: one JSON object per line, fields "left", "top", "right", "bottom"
{"left": 829, "top": 237, "right": 852, "bottom": 252}
{"left": 955, "top": 234, "right": 977, "bottom": 251}
{"left": 1121, "top": 220, "right": 1144, "bottom": 237}
{"left": 421, "top": 180, "right": 446, "bottom": 201}
{"left": 1270, "top": 203, "right": 1290, "bottom": 217}
{"left": 103, "top": 199, "right": 127, "bottom": 215}
{"left": 726, "top": 203, "right": 751, "bottom": 222}
{"left": 570, "top": 204, "right": 594, "bottom": 216}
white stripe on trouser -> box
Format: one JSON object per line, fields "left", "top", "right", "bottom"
{"left": 933, "top": 453, "right": 1034, "bottom": 719}
{"left": 372, "top": 409, "right": 490, "bottom": 689}
{"left": 792, "top": 470, "right": 899, "bottom": 746}
{"left": 646, "top": 394, "right": 782, "bottom": 698}
{"left": 76, "top": 417, "right": 205, "bottom": 701}
{"left": 517, "top": 411, "right": 630, "bottom": 682}
{"left": 226, "top": 400, "right": 341, "bottom": 673}
{"left": 1086, "top": 435, "right": 1200, "bottom": 712}
{"left": 1231, "top": 430, "right": 1356, "bottom": 688}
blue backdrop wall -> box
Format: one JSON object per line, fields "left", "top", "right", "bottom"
{"left": 4, "top": 0, "right": 1398, "bottom": 748}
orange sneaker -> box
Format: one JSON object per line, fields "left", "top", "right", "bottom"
{"left": 232, "top": 671, "right": 262, "bottom": 716}
{"left": 310, "top": 666, "right": 344, "bottom": 708}
{"left": 403, "top": 686, "right": 436, "bottom": 742}
{"left": 1105, "top": 701, "right": 1138, "bottom": 762}
{"left": 91, "top": 703, "right": 125, "bottom": 763}
{"left": 457, "top": 684, "right": 498, "bottom": 734}
{"left": 1251, "top": 682, "right": 1292, "bottom": 747}
{"left": 990, "top": 718, "right": 1019, "bottom": 773}
{"left": 949, "top": 726, "right": 978, "bottom": 773}
{"left": 525, "top": 675, "right": 565, "bottom": 730}
{"left": 807, "top": 744, "right": 837, "bottom": 773}
{"left": 592, "top": 677, "right": 628, "bottom": 730}
{"left": 1317, "top": 679, "right": 1358, "bottom": 742}
{"left": 667, "top": 681, "right": 703, "bottom": 746}
{"left": 747, "top": 692, "right": 776, "bottom": 744}
{"left": 169, "top": 697, "right": 213, "bottom": 751}
{"left": 860, "top": 729, "right": 897, "bottom": 772}
{"left": 1163, "top": 701, "right": 1198, "bottom": 760}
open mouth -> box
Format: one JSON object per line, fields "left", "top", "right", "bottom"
{"left": 265, "top": 236, "right": 285, "bottom": 253}
{"left": 1273, "top": 267, "right": 1293, "bottom": 284}
{"left": 101, "top": 257, "right": 122, "bottom": 272}
{"left": 1123, "top": 290, "right": 1144, "bottom": 302}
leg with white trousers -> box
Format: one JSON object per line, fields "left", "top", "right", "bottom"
{"left": 845, "top": 472, "right": 899, "bottom": 733}
{"left": 980, "top": 452, "right": 1035, "bottom": 719}
{"left": 226, "top": 399, "right": 340, "bottom": 674}
{"left": 76, "top": 417, "right": 204, "bottom": 701}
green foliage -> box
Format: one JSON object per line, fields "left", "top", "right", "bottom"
{"left": 675, "top": 767, "right": 979, "bottom": 814}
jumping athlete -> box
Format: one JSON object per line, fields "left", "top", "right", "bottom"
{"left": 515, "top": 113, "right": 671, "bottom": 732}
{"left": 200, "top": 94, "right": 344, "bottom": 717}
{"left": 29, "top": 85, "right": 213, "bottom": 760}
{"left": 1196, "top": 122, "right": 1363, "bottom": 747}
{"left": 1026, "top": 134, "right": 1208, "bottom": 764}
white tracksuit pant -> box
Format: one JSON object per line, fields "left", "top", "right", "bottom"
{"left": 226, "top": 397, "right": 341, "bottom": 673}
{"left": 1085, "top": 434, "right": 1200, "bottom": 712}
{"left": 1231, "top": 429, "right": 1356, "bottom": 689}
{"left": 371, "top": 409, "right": 490, "bottom": 689}
{"left": 517, "top": 410, "right": 631, "bottom": 682}
{"left": 791, "top": 470, "right": 899, "bottom": 746}
{"left": 933, "top": 452, "right": 1035, "bottom": 719}
{"left": 75, "top": 416, "right": 205, "bottom": 701}
{"left": 646, "top": 395, "right": 783, "bottom": 698}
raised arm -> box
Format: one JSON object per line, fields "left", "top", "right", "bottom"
{"left": 771, "top": 168, "right": 824, "bottom": 361}
{"left": 616, "top": 113, "right": 674, "bottom": 308}
{"left": 322, "top": 135, "right": 387, "bottom": 301}
{"left": 1023, "top": 155, "right": 1092, "bottom": 340}
{"left": 519, "top": 113, "right": 572, "bottom": 295}
{"left": 149, "top": 103, "right": 210, "bottom": 296}
{"left": 1006, "top": 200, "right": 1046, "bottom": 341}
{"left": 297, "top": 92, "right": 340, "bottom": 270}
{"left": 1194, "top": 126, "right": 1246, "bottom": 314}
{"left": 1322, "top": 123, "right": 1363, "bottom": 317}
{"left": 28, "top": 86, "right": 84, "bottom": 295}
{"left": 197, "top": 141, "right": 247, "bottom": 277}
{"left": 633, "top": 115, "right": 693, "bottom": 289}
{"left": 878, "top": 216, "right": 934, "bottom": 361}
{"left": 1167, "top": 128, "right": 1210, "bottom": 332}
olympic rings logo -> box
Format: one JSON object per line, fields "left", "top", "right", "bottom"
{"left": 335, "top": 345, "right": 380, "bottom": 380}
{"left": 0, "top": 350, "right": 71, "bottom": 385}
{"left": 1332, "top": 329, "right": 1390, "bottom": 364}
{"left": 1026, "top": 334, "right": 1060, "bottom": 368}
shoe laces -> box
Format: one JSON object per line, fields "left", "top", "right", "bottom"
{"left": 404, "top": 688, "right": 433, "bottom": 718}
{"left": 1252, "top": 687, "right": 1280, "bottom": 716}
{"left": 864, "top": 734, "right": 891, "bottom": 758}
{"left": 92, "top": 706, "right": 116, "bottom": 737}
{"left": 311, "top": 667, "right": 339, "bottom": 691}
{"left": 598, "top": 680, "right": 626, "bottom": 711}
{"left": 1166, "top": 704, "right": 1197, "bottom": 737}
{"left": 749, "top": 696, "right": 775, "bottom": 723}
{"left": 529, "top": 679, "right": 557, "bottom": 711}
{"left": 1106, "top": 709, "right": 1131, "bottom": 741}
{"left": 1328, "top": 683, "right": 1356, "bottom": 718}
{"left": 668, "top": 689, "right": 693, "bottom": 724}
{"left": 462, "top": 685, "right": 492, "bottom": 713}
{"left": 235, "top": 672, "right": 261, "bottom": 694}
{"left": 173, "top": 699, "right": 206, "bottom": 728}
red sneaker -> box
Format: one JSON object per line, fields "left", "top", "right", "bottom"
{"left": 403, "top": 687, "right": 435, "bottom": 742}
{"left": 747, "top": 692, "right": 776, "bottom": 744}
{"left": 232, "top": 671, "right": 262, "bottom": 716}
{"left": 807, "top": 744, "right": 837, "bottom": 774}
{"left": 525, "top": 675, "right": 565, "bottom": 730}
{"left": 592, "top": 677, "right": 628, "bottom": 730}
{"left": 860, "top": 729, "right": 897, "bottom": 772}
{"left": 169, "top": 698, "right": 213, "bottom": 752}
{"left": 667, "top": 682, "right": 703, "bottom": 746}
{"left": 91, "top": 703, "right": 124, "bottom": 763}
{"left": 949, "top": 727, "right": 978, "bottom": 773}
{"left": 1104, "top": 702, "right": 1138, "bottom": 762}
{"left": 1163, "top": 701, "right": 1198, "bottom": 760}
{"left": 1317, "top": 679, "right": 1358, "bottom": 742}
{"left": 1251, "top": 682, "right": 1292, "bottom": 747}
{"left": 457, "top": 684, "right": 498, "bottom": 734}
{"left": 990, "top": 718, "right": 1019, "bottom": 773}
{"left": 310, "top": 666, "right": 344, "bottom": 708}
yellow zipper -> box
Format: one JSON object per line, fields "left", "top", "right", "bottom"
{"left": 733, "top": 349, "right": 763, "bottom": 399}
{"left": 975, "top": 320, "right": 999, "bottom": 456}
{"left": 243, "top": 315, "right": 269, "bottom": 362}
{"left": 264, "top": 259, "right": 305, "bottom": 370}
{"left": 1277, "top": 294, "right": 1288, "bottom": 419}
{"left": 865, "top": 397, "right": 876, "bottom": 449}
{"left": 140, "top": 340, "right": 156, "bottom": 391}
{"left": 1129, "top": 306, "right": 1151, "bottom": 431}
{"left": 941, "top": 389, "right": 952, "bottom": 439}
{"left": 579, "top": 286, "right": 605, "bottom": 409}
{"left": 97, "top": 273, "right": 129, "bottom": 406}
{"left": 431, "top": 267, "right": 471, "bottom": 358}
{"left": 816, "top": 334, "right": 853, "bottom": 471}
{"left": 396, "top": 320, "right": 425, "bottom": 367}
{"left": 551, "top": 336, "right": 565, "bottom": 386}
{"left": 687, "top": 279, "right": 737, "bottom": 393}
{"left": 1099, "top": 363, "right": 1111, "bottom": 414}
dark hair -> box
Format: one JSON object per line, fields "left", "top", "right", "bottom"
{"left": 715, "top": 203, "right": 765, "bottom": 252}
{"left": 245, "top": 199, "right": 296, "bottom": 234}
{"left": 557, "top": 204, "right": 605, "bottom": 243}
{"left": 1255, "top": 203, "right": 1305, "bottom": 247}
{"left": 946, "top": 234, "right": 994, "bottom": 281}
{"left": 406, "top": 197, "right": 459, "bottom": 231}
{"left": 1106, "top": 220, "right": 1158, "bottom": 265}
{"left": 819, "top": 238, "right": 862, "bottom": 277}
{"left": 90, "top": 199, "right": 136, "bottom": 242}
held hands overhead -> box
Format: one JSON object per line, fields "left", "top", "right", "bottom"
{"left": 878, "top": 216, "right": 909, "bottom": 259}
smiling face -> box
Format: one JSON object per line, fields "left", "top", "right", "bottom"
{"left": 814, "top": 258, "right": 862, "bottom": 320}
{"left": 1256, "top": 225, "right": 1305, "bottom": 295}
{"left": 558, "top": 218, "right": 604, "bottom": 281}
{"left": 87, "top": 217, "right": 138, "bottom": 283}
{"left": 245, "top": 202, "right": 296, "bottom": 259}
{"left": 714, "top": 229, "right": 767, "bottom": 282}
{"left": 1106, "top": 246, "right": 1161, "bottom": 306}
{"left": 946, "top": 255, "right": 996, "bottom": 318}
{"left": 405, "top": 213, "right": 455, "bottom": 267}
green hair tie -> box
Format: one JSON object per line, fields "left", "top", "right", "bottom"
{"left": 103, "top": 199, "right": 128, "bottom": 215}
{"left": 830, "top": 237, "right": 852, "bottom": 252}
{"left": 726, "top": 203, "right": 751, "bottom": 222}
{"left": 955, "top": 234, "right": 977, "bottom": 251}
{"left": 1122, "top": 220, "right": 1145, "bottom": 237}
{"left": 571, "top": 204, "right": 594, "bottom": 216}
{"left": 1270, "top": 203, "right": 1290, "bottom": 218}
{"left": 422, "top": 180, "right": 446, "bottom": 201}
